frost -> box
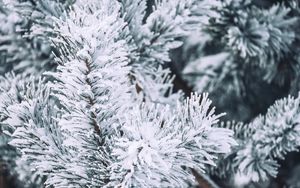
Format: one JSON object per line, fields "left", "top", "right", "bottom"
{"left": 1, "top": 0, "right": 238, "bottom": 187}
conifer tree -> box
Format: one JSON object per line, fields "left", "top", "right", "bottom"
{"left": 1, "top": 0, "right": 300, "bottom": 188}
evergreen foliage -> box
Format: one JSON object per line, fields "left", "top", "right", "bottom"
{"left": 1, "top": 0, "right": 300, "bottom": 188}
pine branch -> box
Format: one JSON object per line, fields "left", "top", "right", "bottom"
{"left": 108, "top": 93, "right": 236, "bottom": 187}
{"left": 211, "top": 93, "right": 300, "bottom": 183}
{"left": 3, "top": 1, "right": 238, "bottom": 187}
